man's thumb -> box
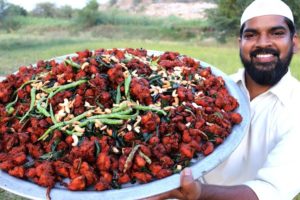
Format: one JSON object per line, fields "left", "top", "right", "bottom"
{"left": 180, "top": 167, "right": 202, "bottom": 200}
{"left": 180, "top": 167, "right": 194, "bottom": 187}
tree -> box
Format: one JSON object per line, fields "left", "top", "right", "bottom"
{"left": 206, "top": 0, "right": 299, "bottom": 43}
{"left": 0, "top": 0, "right": 8, "bottom": 19}
{"left": 31, "top": 2, "right": 57, "bottom": 18}
{"left": 109, "top": 0, "right": 118, "bottom": 6}
{"left": 76, "top": 0, "right": 100, "bottom": 27}
{"left": 206, "top": 0, "right": 251, "bottom": 42}
{"left": 0, "top": 0, "right": 27, "bottom": 32}
{"left": 56, "top": 5, "right": 74, "bottom": 19}
{"left": 284, "top": 0, "right": 300, "bottom": 29}
{"left": 1, "top": 0, "right": 26, "bottom": 18}
{"left": 6, "top": 4, "right": 27, "bottom": 16}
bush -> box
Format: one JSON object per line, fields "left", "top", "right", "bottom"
{"left": 56, "top": 5, "right": 74, "bottom": 19}
{"left": 76, "top": 0, "right": 100, "bottom": 27}
{"left": 206, "top": 0, "right": 252, "bottom": 43}
{"left": 0, "top": 0, "right": 25, "bottom": 32}
{"left": 31, "top": 2, "right": 57, "bottom": 18}
{"left": 206, "top": 0, "right": 300, "bottom": 42}
{"left": 1, "top": 16, "right": 21, "bottom": 32}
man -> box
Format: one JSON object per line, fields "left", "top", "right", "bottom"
{"left": 146, "top": 0, "right": 300, "bottom": 199}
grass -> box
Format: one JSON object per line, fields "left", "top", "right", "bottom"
{"left": 0, "top": 36, "right": 241, "bottom": 75}
{"left": 0, "top": 189, "right": 28, "bottom": 200}
{"left": 1, "top": 35, "right": 299, "bottom": 79}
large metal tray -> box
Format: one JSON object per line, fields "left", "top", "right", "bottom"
{"left": 0, "top": 50, "right": 250, "bottom": 200}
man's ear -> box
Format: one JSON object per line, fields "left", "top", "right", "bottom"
{"left": 293, "top": 34, "right": 299, "bottom": 53}
{"left": 238, "top": 37, "right": 242, "bottom": 48}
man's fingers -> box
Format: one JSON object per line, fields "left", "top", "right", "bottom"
{"left": 141, "top": 192, "right": 170, "bottom": 200}
{"left": 142, "top": 168, "right": 200, "bottom": 200}
{"left": 141, "top": 188, "right": 183, "bottom": 200}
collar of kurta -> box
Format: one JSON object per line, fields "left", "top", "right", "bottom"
{"left": 231, "top": 68, "right": 293, "bottom": 106}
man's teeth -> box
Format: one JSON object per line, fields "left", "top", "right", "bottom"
{"left": 256, "top": 54, "right": 273, "bottom": 58}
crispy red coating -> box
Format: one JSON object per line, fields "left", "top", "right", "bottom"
{"left": 130, "top": 78, "right": 152, "bottom": 105}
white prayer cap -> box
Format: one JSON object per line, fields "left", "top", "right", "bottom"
{"left": 240, "top": 0, "right": 294, "bottom": 26}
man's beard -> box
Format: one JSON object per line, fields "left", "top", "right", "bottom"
{"left": 240, "top": 47, "right": 293, "bottom": 86}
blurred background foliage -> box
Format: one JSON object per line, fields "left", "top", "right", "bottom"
{"left": 206, "top": 0, "right": 300, "bottom": 42}
{"left": 1, "top": 0, "right": 299, "bottom": 42}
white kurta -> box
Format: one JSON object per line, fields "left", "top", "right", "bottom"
{"left": 203, "top": 69, "right": 300, "bottom": 200}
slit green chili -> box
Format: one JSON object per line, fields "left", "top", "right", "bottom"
{"left": 65, "top": 59, "right": 81, "bottom": 69}
{"left": 6, "top": 80, "right": 39, "bottom": 113}
{"left": 88, "top": 108, "right": 133, "bottom": 120}
{"left": 36, "top": 97, "right": 50, "bottom": 117}
{"left": 116, "top": 84, "right": 121, "bottom": 104}
{"left": 20, "top": 87, "right": 37, "bottom": 123}
{"left": 48, "top": 79, "right": 87, "bottom": 99}
{"left": 133, "top": 104, "right": 167, "bottom": 116}
{"left": 38, "top": 110, "right": 92, "bottom": 141}
{"left": 78, "top": 118, "right": 124, "bottom": 128}
{"left": 125, "top": 74, "right": 131, "bottom": 100}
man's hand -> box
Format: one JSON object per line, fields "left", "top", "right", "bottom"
{"left": 143, "top": 167, "right": 201, "bottom": 200}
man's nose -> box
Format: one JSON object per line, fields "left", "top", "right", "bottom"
{"left": 255, "top": 34, "right": 272, "bottom": 48}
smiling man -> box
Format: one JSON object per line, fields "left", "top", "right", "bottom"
{"left": 146, "top": 0, "right": 300, "bottom": 200}
{"left": 239, "top": 12, "right": 297, "bottom": 100}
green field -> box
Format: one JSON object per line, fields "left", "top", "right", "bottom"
{"left": 1, "top": 16, "right": 299, "bottom": 78}
{"left": 1, "top": 36, "right": 299, "bottom": 79}
{"left": 1, "top": 16, "right": 300, "bottom": 200}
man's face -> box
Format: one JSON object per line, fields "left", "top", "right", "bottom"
{"left": 239, "top": 15, "right": 297, "bottom": 86}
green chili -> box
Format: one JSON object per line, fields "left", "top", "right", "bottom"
{"left": 40, "top": 87, "right": 55, "bottom": 94}
{"left": 38, "top": 110, "right": 92, "bottom": 141}
{"left": 39, "top": 122, "right": 65, "bottom": 141}
{"left": 93, "top": 114, "right": 132, "bottom": 120}
{"left": 13, "top": 79, "right": 38, "bottom": 96}
{"left": 133, "top": 104, "right": 167, "bottom": 116}
{"left": 5, "top": 96, "right": 18, "bottom": 114}
{"left": 48, "top": 79, "right": 87, "bottom": 99}
{"left": 78, "top": 118, "right": 124, "bottom": 128}
{"left": 49, "top": 104, "right": 57, "bottom": 124}
{"left": 150, "top": 57, "right": 159, "bottom": 67}
{"left": 116, "top": 84, "right": 121, "bottom": 104}
{"left": 6, "top": 107, "right": 15, "bottom": 115}
{"left": 62, "top": 129, "right": 85, "bottom": 136}
{"left": 111, "top": 101, "right": 130, "bottom": 113}
{"left": 36, "top": 97, "right": 50, "bottom": 117}
{"left": 62, "top": 118, "right": 123, "bottom": 136}
{"left": 65, "top": 59, "right": 81, "bottom": 69}
{"left": 125, "top": 74, "right": 131, "bottom": 100}
{"left": 123, "top": 53, "right": 133, "bottom": 63}
{"left": 6, "top": 79, "right": 38, "bottom": 113}
{"left": 20, "top": 87, "right": 37, "bottom": 123}
{"left": 88, "top": 108, "right": 133, "bottom": 120}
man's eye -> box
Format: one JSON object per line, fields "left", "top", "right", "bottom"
{"left": 243, "top": 33, "right": 255, "bottom": 39}
{"left": 273, "top": 31, "right": 285, "bottom": 36}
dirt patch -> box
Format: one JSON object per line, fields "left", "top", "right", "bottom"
{"left": 143, "top": 2, "right": 216, "bottom": 19}
{"left": 103, "top": 1, "right": 216, "bottom": 20}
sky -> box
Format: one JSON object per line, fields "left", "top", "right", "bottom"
{"left": 6, "top": 0, "right": 109, "bottom": 11}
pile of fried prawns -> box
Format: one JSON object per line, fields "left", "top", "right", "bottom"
{"left": 0, "top": 48, "right": 242, "bottom": 198}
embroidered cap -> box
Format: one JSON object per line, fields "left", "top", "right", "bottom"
{"left": 240, "top": 0, "right": 294, "bottom": 26}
